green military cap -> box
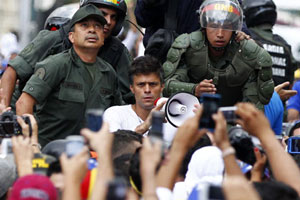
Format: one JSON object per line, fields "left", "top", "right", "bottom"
{"left": 70, "top": 4, "right": 107, "bottom": 28}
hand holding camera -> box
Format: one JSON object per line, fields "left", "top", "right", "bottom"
{"left": 173, "top": 104, "right": 207, "bottom": 151}
{"left": 140, "top": 137, "right": 162, "bottom": 173}
{"left": 60, "top": 146, "right": 89, "bottom": 183}
{"left": 212, "top": 111, "right": 231, "bottom": 151}
{"left": 81, "top": 122, "right": 113, "bottom": 156}
{"left": 235, "top": 103, "right": 273, "bottom": 139}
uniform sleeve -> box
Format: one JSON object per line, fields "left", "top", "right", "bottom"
{"left": 22, "top": 56, "right": 65, "bottom": 104}
{"left": 163, "top": 62, "right": 197, "bottom": 97}
{"left": 242, "top": 42, "right": 274, "bottom": 111}
{"left": 8, "top": 30, "right": 62, "bottom": 83}
{"left": 162, "top": 34, "right": 197, "bottom": 97}
{"left": 242, "top": 72, "right": 265, "bottom": 111}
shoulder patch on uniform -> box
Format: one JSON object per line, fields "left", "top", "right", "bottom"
{"left": 35, "top": 68, "right": 46, "bottom": 80}
{"left": 172, "top": 34, "right": 190, "bottom": 49}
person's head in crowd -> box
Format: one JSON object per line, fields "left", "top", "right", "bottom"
{"left": 113, "top": 153, "right": 133, "bottom": 186}
{"left": 253, "top": 181, "right": 299, "bottom": 200}
{"left": 47, "top": 161, "right": 63, "bottom": 198}
{"left": 288, "top": 120, "right": 300, "bottom": 137}
{"left": 8, "top": 174, "right": 57, "bottom": 200}
{"left": 129, "top": 55, "right": 164, "bottom": 111}
{"left": 198, "top": 0, "right": 243, "bottom": 54}
{"left": 179, "top": 134, "right": 212, "bottom": 180}
{"left": 68, "top": 4, "right": 107, "bottom": 52}
{"left": 42, "top": 140, "right": 67, "bottom": 197}
{"left": 184, "top": 146, "right": 225, "bottom": 195}
{"left": 112, "top": 130, "right": 143, "bottom": 159}
{"left": 242, "top": 0, "right": 277, "bottom": 28}
{"left": 0, "top": 155, "right": 17, "bottom": 200}
{"left": 80, "top": 0, "right": 127, "bottom": 38}
{"left": 42, "top": 139, "right": 68, "bottom": 159}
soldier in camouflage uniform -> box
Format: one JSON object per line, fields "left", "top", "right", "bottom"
{"left": 1, "top": 0, "right": 134, "bottom": 110}
{"left": 163, "top": 0, "right": 274, "bottom": 110}
{"left": 16, "top": 5, "right": 123, "bottom": 147}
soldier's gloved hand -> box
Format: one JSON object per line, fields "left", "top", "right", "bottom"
{"left": 194, "top": 79, "right": 217, "bottom": 97}
{"left": 142, "top": 0, "right": 167, "bottom": 8}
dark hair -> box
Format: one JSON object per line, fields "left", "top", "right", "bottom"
{"left": 112, "top": 130, "right": 143, "bottom": 159}
{"left": 129, "top": 55, "right": 164, "bottom": 85}
{"left": 113, "top": 153, "right": 133, "bottom": 186}
{"left": 46, "top": 160, "right": 62, "bottom": 177}
{"left": 253, "top": 181, "right": 300, "bottom": 200}
{"left": 129, "top": 147, "right": 142, "bottom": 194}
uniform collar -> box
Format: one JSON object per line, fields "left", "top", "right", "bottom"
{"left": 252, "top": 24, "right": 273, "bottom": 31}
{"left": 69, "top": 47, "right": 110, "bottom": 72}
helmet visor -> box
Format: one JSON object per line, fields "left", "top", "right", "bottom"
{"left": 199, "top": 0, "right": 243, "bottom": 31}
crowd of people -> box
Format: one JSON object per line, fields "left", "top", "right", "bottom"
{"left": 0, "top": 0, "right": 300, "bottom": 199}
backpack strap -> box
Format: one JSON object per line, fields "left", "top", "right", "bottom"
{"left": 59, "top": 23, "right": 72, "bottom": 51}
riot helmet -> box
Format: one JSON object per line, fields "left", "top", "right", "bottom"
{"left": 44, "top": 3, "right": 78, "bottom": 31}
{"left": 199, "top": 0, "right": 243, "bottom": 32}
{"left": 243, "top": 0, "right": 277, "bottom": 28}
{"left": 80, "top": 0, "right": 127, "bottom": 36}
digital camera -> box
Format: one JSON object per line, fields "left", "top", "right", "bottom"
{"left": 0, "top": 111, "right": 25, "bottom": 137}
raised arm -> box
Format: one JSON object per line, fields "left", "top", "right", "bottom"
{"left": 0, "top": 66, "right": 17, "bottom": 107}
{"left": 81, "top": 122, "right": 114, "bottom": 200}
{"left": 156, "top": 105, "right": 207, "bottom": 189}
{"left": 236, "top": 102, "right": 300, "bottom": 195}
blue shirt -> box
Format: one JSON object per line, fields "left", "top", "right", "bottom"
{"left": 287, "top": 80, "right": 300, "bottom": 112}
{"left": 264, "top": 91, "right": 284, "bottom": 135}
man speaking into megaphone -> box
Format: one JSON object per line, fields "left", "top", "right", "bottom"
{"left": 103, "top": 55, "right": 177, "bottom": 143}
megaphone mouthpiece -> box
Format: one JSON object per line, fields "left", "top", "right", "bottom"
{"left": 168, "top": 100, "right": 187, "bottom": 115}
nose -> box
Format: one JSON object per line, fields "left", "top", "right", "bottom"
{"left": 144, "top": 84, "right": 150, "bottom": 93}
{"left": 216, "top": 29, "right": 224, "bottom": 38}
{"left": 87, "top": 24, "right": 96, "bottom": 33}
{"left": 104, "top": 16, "right": 111, "bottom": 25}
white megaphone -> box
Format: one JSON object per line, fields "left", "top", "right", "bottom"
{"left": 155, "top": 92, "right": 200, "bottom": 127}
